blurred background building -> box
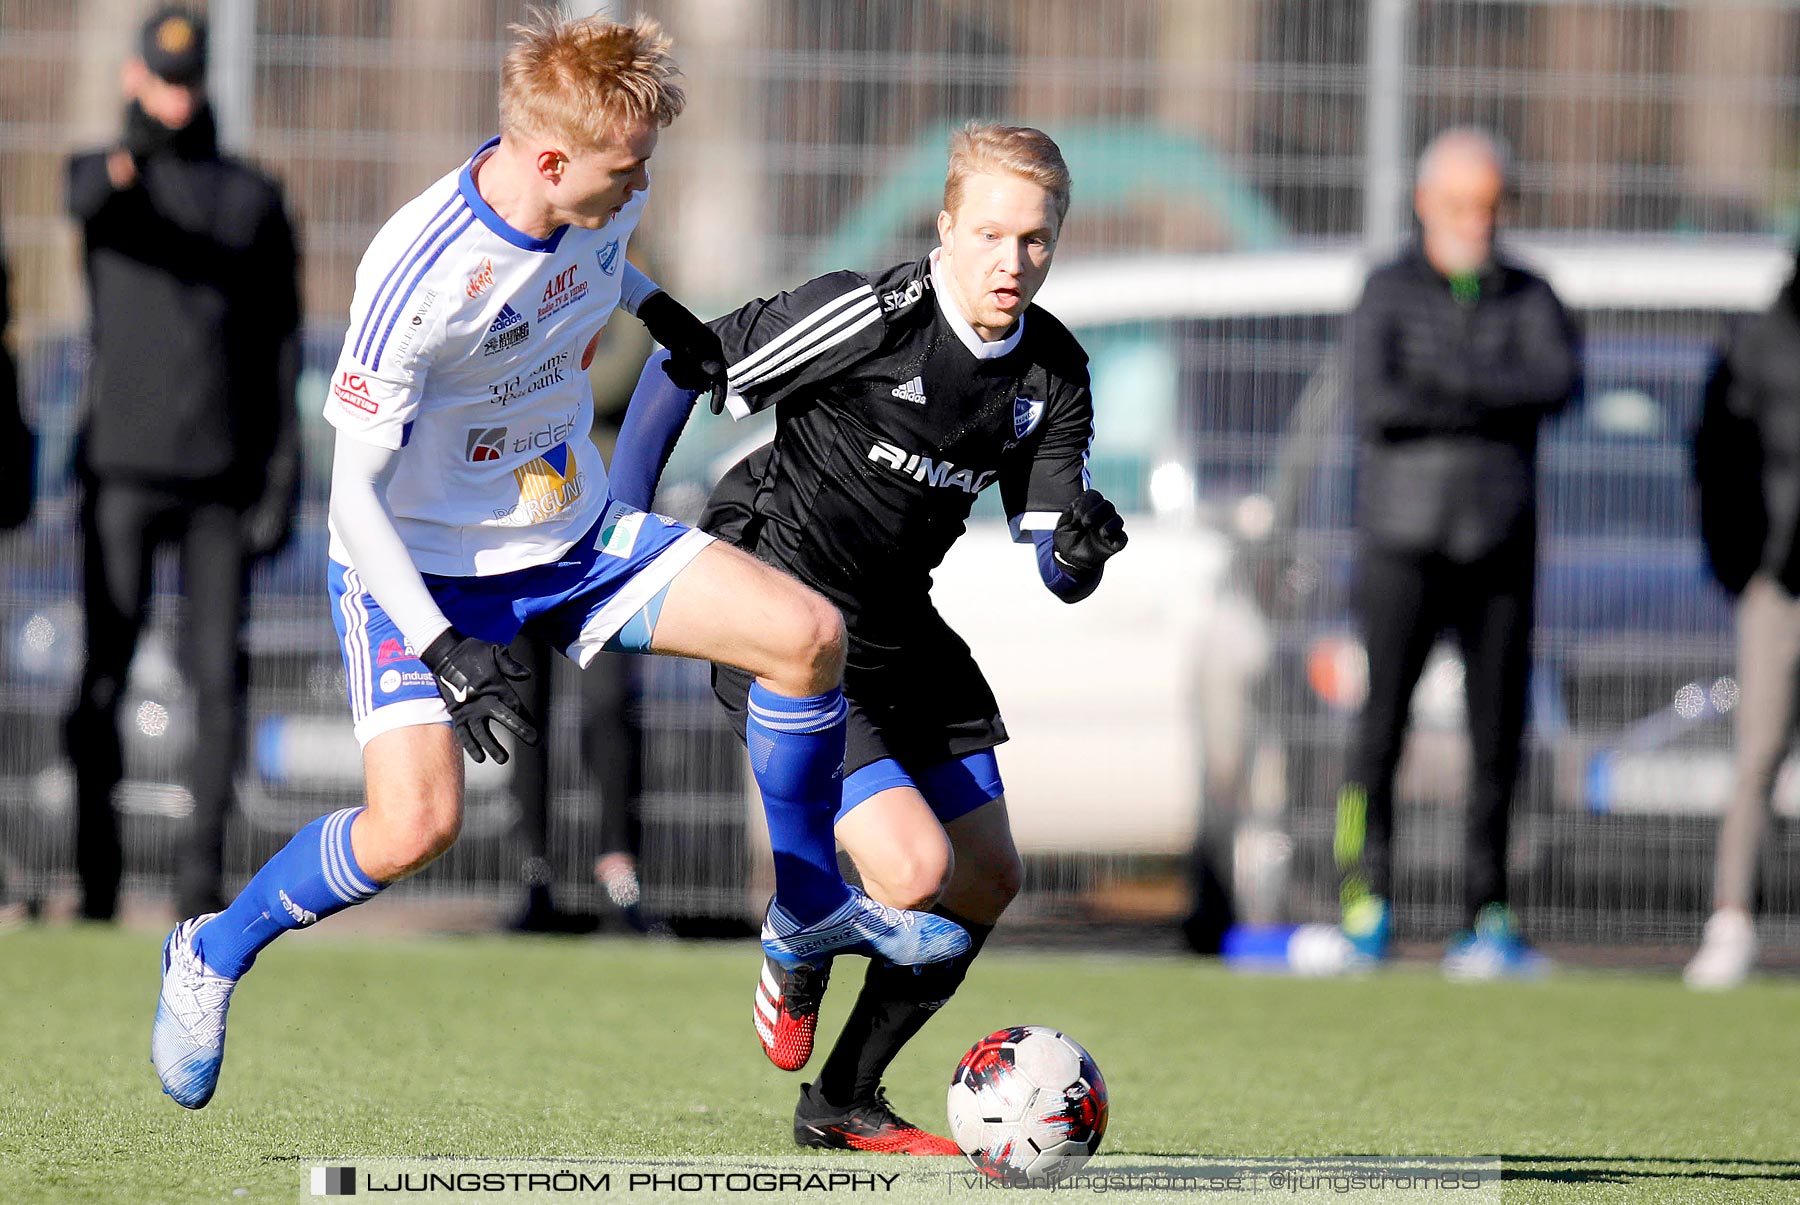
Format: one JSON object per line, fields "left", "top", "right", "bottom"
{"left": 3, "top": 0, "right": 1799, "bottom": 952}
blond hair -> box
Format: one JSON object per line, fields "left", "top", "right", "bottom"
{"left": 499, "top": 12, "right": 686, "bottom": 149}
{"left": 943, "top": 122, "right": 1072, "bottom": 227}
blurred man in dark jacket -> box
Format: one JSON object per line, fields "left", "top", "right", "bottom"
{"left": 1335, "top": 128, "right": 1578, "bottom": 977}
{"left": 1685, "top": 254, "right": 1800, "bottom": 989}
{"left": 65, "top": 7, "right": 301, "bottom": 920}
{"left": 1, "top": 221, "right": 35, "bottom": 925}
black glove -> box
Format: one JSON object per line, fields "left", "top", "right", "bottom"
{"left": 121, "top": 100, "right": 179, "bottom": 164}
{"left": 419, "top": 629, "right": 540, "bottom": 764}
{"left": 636, "top": 290, "right": 729, "bottom": 415}
{"left": 0, "top": 349, "right": 31, "bottom": 531}
{"left": 1052, "top": 489, "right": 1128, "bottom": 577}
{"left": 242, "top": 468, "right": 299, "bottom": 560}
{"left": 240, "top": 496, "right": 294, "bottom": 561}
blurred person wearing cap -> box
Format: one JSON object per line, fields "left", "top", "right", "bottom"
{"left": 1334, "top": 128, "right": 1578, "bottom": 978}
{"left": 65, "top": 6, "right": 301, "bottom": 922}
{"left": 1686, "top": 247, "right": 1800, "bottom": 989}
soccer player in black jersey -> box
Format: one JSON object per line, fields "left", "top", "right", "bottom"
{"left": 612, "top": 122, "right": 1127, "bottom": 1153}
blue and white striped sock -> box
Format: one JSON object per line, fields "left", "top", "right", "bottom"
{"left": 746, "top": 683, "right": 852, "bottom": 924}
{"left": 193, "top": 807, "right": 384, "bottom": 978}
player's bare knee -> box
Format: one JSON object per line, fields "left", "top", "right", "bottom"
{"left": 877, "top": 880, "right": 939, "bottom": 914}
{"left": 990, "top": 847, "right": 1025, "bottom": 908}
{"left": 806, "top": 596, "right": 847, "bottom": 684}
{"left": 965, "top": 846, "right": 1023, "bottom": 915}
{"left": 775, "top": 592, "right": 845, "bottom": 693}
{"left": 881, "top": 844, "right": 953, "bottom": 911}
{"left": 899, "top": 865, "right": 954, "bottom": 913}
{"left": 361, "top": 788, "right": 462, "bottom": 879}
{"left": 416, "top": 805, "right": 462, "bottom": 864}
{"left": 378, "top": 809, "right": 459, "bottom": 878}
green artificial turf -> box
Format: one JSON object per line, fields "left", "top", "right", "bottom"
{"left": 2, "top": 925, "right": 1796, "bottom": 1202}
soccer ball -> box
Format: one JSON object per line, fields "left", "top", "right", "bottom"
{"left": 946, "top": 1026, "right": 1108, "bottom": 1186}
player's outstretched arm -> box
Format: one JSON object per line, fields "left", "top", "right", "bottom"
{"left": 610, "top": 349, "right": 701, "bottom": 512}
{"left": 328, "top": 433, "right": 539, "bottom": 763}
{"left": 1032, "top": 488, "right": 1128, "bottom": 604}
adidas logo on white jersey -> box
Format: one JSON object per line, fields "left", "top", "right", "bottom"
{"left": 891, "top": 376, "right": 927, "bottom": 404}
{"left": 482, "top": 303, "right": 530, "bottom": 356}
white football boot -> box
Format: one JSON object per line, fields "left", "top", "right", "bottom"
{"left": 760, "top": 887, "right": 968, "bottom": 971}
{"left": 1684, "top": 909, "right": 1757, "bottom": 991}
{"left": 151, "top": 915, "right": 238, "bottom": 1108}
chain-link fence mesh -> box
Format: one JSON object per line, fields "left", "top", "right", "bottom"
{"left": 5, "top": 0, "right": 1800, "bottom": 947}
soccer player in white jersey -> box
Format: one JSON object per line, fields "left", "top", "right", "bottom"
{"left": 151, "top": 13, "right": 966, "bottom": 1111}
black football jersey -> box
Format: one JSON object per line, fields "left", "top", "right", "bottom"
{"left": 703, "top": 251, "right": 1094, "bottom": 639}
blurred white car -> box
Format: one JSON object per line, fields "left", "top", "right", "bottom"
{"left": 936, "top": 237, "right": 1789, "bottom": 863}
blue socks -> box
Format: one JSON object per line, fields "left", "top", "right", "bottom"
{"left": 193, "top": 807, "right": 384, "bottom": 978}
{"left": 188, "top": 687, "right": 849, "bottom": 973}
{"left": 746, "top": 683, "right": 852, "bottom": 923}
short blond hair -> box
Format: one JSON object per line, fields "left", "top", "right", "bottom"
{"left": 500, "top": 12, "right": 686, "bottom": 149}
{"left": 943, "top": 122, "right": 1072, "bottom": 227}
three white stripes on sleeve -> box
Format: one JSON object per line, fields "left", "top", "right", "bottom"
{"left": 727, "top": 285, "right": 882, "bottom": 395}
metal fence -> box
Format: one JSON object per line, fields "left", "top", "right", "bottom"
{"left": 5, "top": 0, "right": 1800, "bottom": 946}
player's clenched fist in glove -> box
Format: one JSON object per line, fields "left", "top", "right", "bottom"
{"left": 636, "top": 291, "right": 730, "bottom": 415}
{"left": 1053, "top": 488, "right": 1129, "bottom": 577}
{"left": 419, "top": 629, "right": 540, "bottom": 764}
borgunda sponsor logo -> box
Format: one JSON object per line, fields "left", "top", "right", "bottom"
{"left": 490, "top": 409, "right": 587, "bottom": 526}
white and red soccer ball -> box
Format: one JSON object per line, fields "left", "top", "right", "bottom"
{"left": 946, "top": 1025, "right": 1108, "bottom": 1186}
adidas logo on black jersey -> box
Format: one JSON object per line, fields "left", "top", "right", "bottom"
{"left": 891, "top": 376, "right": 927, "bottom": 405}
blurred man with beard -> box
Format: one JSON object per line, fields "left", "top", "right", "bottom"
{"left": 1335, "top": 128, "right": 1578, "bottom": 977}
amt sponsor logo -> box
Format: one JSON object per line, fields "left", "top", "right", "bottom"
{"left": 536, "top": 264, "right": 588, "bottom": 321}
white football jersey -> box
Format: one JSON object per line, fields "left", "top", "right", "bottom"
{"left": 325, "top": 137, "right": 644, "bottom": 577}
